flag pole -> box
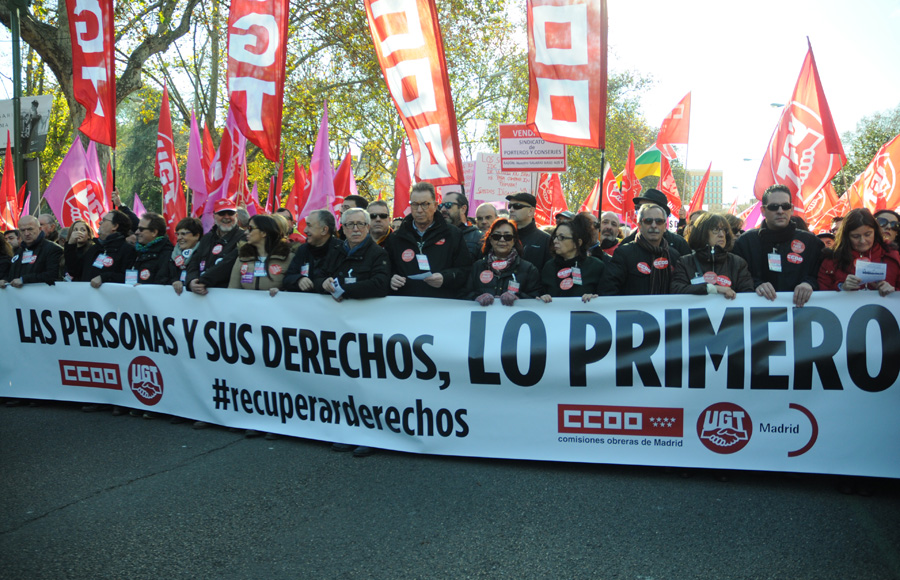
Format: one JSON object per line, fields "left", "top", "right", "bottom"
{"left": 598, "top": 148, "right": 606, "bottom": 215}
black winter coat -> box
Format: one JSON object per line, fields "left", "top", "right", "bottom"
{"left": 605, "top": 241, "right": 681, "bottom": 295}
{"left": 465, "top": 253, "right": 541, "bottom": 299}
{"left": 128, "top": 237, "right": 176, "bottom": 285}
{"left": 74, "top": 234, "right": 136, "bottom": 283}
{"left": 284, "top": 237, "right": 343, "bottom": 291}
{"left": 541, "top": 254, "right": 608, "bottom": 297}
{"left": 185, "top": 226, "right": 244, "bottom": 289}
{"left": 732, "top": 224, "right": 823, "bottom": 291}
{"left": 311, "top": 237, "right": 390, "bottom": 299}
{"left": 8, "top": 235, "right": 62, "bottom": 285}
{"left": 517, "top": 221, "right": 553, "bottom": 271}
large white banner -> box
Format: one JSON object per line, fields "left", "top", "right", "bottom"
{"left": 3, "top": 285, "right": 899, "bottom": 478}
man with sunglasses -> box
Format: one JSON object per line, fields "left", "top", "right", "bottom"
{"left": 185, "top": 199, "right": 244, "bottom": 296}
{"left": 619, "top": 189, "right": 691, "bottom": 256}
{"left": 874, "top": 210, "right": 900, "bottom": 246}
{"left": 368, "top": 200, "right": 393, "bottom": 246}
{"left": 126, "top": 212, "right": 175, "bottom": 285}
{"left": 733, "top": 184, "right": 823, "bottom": 307}
{"left": 605, "top": 203, "right": 681, "bottom": 295}
{"left": 384, "top": 182, "right": 472, "bottom": 298}
{"left": 505, "top": 192, "right": 552, "bottom": 270}
{"left": 439, "top": 192, "right": 483, "bottom": 259}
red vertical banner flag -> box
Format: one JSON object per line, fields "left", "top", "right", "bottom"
{"left": 657, "top": 156, "right": 682, "bottom": 216}
{"left": 364, "top": 0, "right": 465, "bottom": 186}
{"left": 753, "top": 41, "right": 846, "bottom": 219}
{"left": 393, "top": 141, "right": 412, "bottom": 218}
{"left": 65, "top": 0, "right": 116, "bottom": 147}
{"left": 687, "top": 163, "right": 711, "bottom": 215}
{"left": 155, "top": 87, "right": 187, "bottom": 245}
{"left": 526, "top": 0, "right": 608, "bottom": 149}
{"left": 535, "top": 173, "right": 568, "bottom": 227}
{"left": 1, "top": 134, "right": 18, "bottom": 230}
{"left": 619, "top": 142, "right": 642, "bottom": 226}
{"left": 845, "top": 133, "right": 900, "bottom": 213}
{"left": 599, "top": 163, "right": 622, "bottom": 216}
{"left": 655, "top": 92, "right": 691, "bottom": 160}
{"left": 226, "top": 0, "right": 289, "bottom": 162}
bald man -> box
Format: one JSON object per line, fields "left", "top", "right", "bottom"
{"left": 0, "top": 215, "right": 63, "bottom": 288}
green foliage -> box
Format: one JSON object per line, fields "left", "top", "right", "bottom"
{"left": 833, "top": 102, "right": 900, "bottom": 194}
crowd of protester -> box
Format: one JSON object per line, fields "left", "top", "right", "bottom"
{"left": 3, "top": 181, "right": 899, "bottom": 461}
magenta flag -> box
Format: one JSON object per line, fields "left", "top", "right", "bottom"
{"left": 43, "top": 139, "right": 105, "bottom": 232}
{"left": 299, "top": 102, "right": 335, "bottom": 221}
{"left": 85, "top": 140, "right": 109, "bottom": 213}
{"left": 186, "top": 111, "right": 209, "bottom": 217}
{"left": 20, "top": 191, "right": 32, "bottom": 219}
{"left": 203, "top": 108, "right": 247, "bottom": 232}
{"left": 247, "top": 181, "right": 259, "bottom": 217}
{"left": 132, "top": 192, "right": 147, "bottom": 217}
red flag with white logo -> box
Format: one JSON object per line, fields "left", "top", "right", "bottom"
{"left": 227, "top": 0, "right": 289, "bottom": 162}
{"left": 526, "top": 0, "right": 607, "bottom": 149}
{"left": 65, "top": 0, "right": 116, "bottom": 147}
{"left": 285, "top": 161, "right": 310, "bottom": 224}
{"left": 155, "top": 87, "right": 187, "bottom": 245}
{"left": 364, "top": 0, "right": 465, "bottom": 186}
{"left": 658, "top": 156, "right": 682, "bottom": 216}
{"left": 619, "top": 142, "right": 641, "bottom": 226}
{"left": 687, "top": 163, "right": 711, "bottom": 215}
{"left": 598, "top": 163, "right": 621, "bottom": 216}
{"left": 655, "top": 92, "right": 691, "bottom": 160}
{"left": 535, "top": 173, "right": 568, "bottom": 228}
{"left": 393, "top": 141, "right": 412, "bottom": 219}
{"left": 753, "top": 41, "right": 846, "bottom": 219}
{"left": 806, "top": 182, "right": 842, "bottom": 234}
{"left": 845, "top": 133, "right": 900, "bottom": 213}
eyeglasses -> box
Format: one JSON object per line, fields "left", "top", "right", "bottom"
{"left": 247, "top": 226, "right": 258, "bottom": 232}
{"left": 438, "top": 201, "right": 458, "bottom": 210}
{"left": 508, "top": 203, "right": 532, "bottom": 211}
{"left": 710, "top": 227, "right": 727, "bottom": 235}
{"left": 135, "top": 226, "right": 149, "bottom": 232}
{"left": 641, "top": 218, "right": 667, "bottom": 226}
{"left": 176, "top": 231, "right": 193, "bottom": 236}
{"left": 343, "top": 222, "right": 368, "bottom": 230}
{"left": 553, "top": 234, "right": 574, "bottom": 241}
{"left": 765, "top": 202, "right": 793, "bottom": 212}
{"left": 370, "top": 213, "right": 389, "bottom": 220}
{"left": 490, "top": 233, "right": 515, "bottom": 241}
{"left": 409, "top": 202, "right": 432, "bottom": 209}
{"left": 732, "top": 229, "right": 742, "bottom": 236}
{"left": 877, "top": 217, "right": 900, "bottom": 231}
{"left": 216, "top": 210, "right": 236, "bottom": 216}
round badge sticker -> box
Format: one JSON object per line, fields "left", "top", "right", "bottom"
{"left": 240, "top": 263, "right": 250, "bottom": 274}
{"left": 139, "top": 269, "right": 151, "bottom": 281}
{"left": 791, "top": 240, "right": 806, "bottom": 254}
{"left": 557, "top": 268, "right": 573, "bottom": 279}
{"left": 560, "top": 278, "right": 574, "bottom": 290}
{"left": 102, "top": 256, "right": 114, "bottom": 267}
{"left": 269, "top": 264, "right": 283, "bottom": 276}
{"left": 637, "top": 262, "right": 651, "bottom": 275}
{"left": 717, "top": 275, "right": 732, "bottom": 287}
{"left": 401, "top": 249, "right": 415, "bottom": 262}
{"left": 703, "top": 271, "right": 717, "bottom": 284}
{"left": 435, "top": 238, "right": 446, "bottom": 246}
{"left": 174, "top": 255, "right": 185, "bottom": 267}
{"left": 787, "top": 253, "right": 803, "bottom": 264}
{"left": 653, "top": 257, "right": 669, "bottom": 269}
{"left": 491, "top": 260, "right": 508, "bottom": 271}
{"left": 212, "top": 244, "right": 223, "bottom": 255}
{"left": 479, "top": 270, "right": 494, "bottom": 284}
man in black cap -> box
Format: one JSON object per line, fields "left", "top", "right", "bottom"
{"left": 506, "top": 192, "right": 552, "bottom": 270}
{"left": 620, "top": 188, "right": 690, "bottom": 256}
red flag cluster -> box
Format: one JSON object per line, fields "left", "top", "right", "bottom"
{"left": 156, "top": 88, "right": 187, "bottom": 244}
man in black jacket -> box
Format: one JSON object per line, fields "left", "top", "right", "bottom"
{"left": 0, "top": 216, "right": 63, "bottom": 288}
{"left": 186, "top": 199, "right": 244, "bottom": 295}
{"left": 620, "top": 188, "right": 691, "bottom": 256}
{"left": 440, "top": 192, "right": 483, "bottom": 260}
{"left": 128, "top": 212, "right": 175, "bottom": 285}
{"left": 733, "top": 184, "right": 823, "bottom": 307}
{"left": 74, "top": 210, "right": 136, "bottom": 287}
{"left": 385, "top": 182, "right": 472, "bottom": 298}
{"left": 284, "top": 209, "right": 342, "bottom": 291}
{"left": 604, "top": 204, "right": 681, "bottom": 296}
{"left": 505, "top": 192, "right": 551, "bottom": 270}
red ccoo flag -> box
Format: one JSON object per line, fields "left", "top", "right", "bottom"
{"left": 753, "top": 41, "right": 845, "bottom": 219}
{"left": 655, "top": 92, "right": 691, "bottom": 160}
{"left": 687, "top": 163, "right": 711, "bottom": 215}
{"left": 155, "top": 87, "right": 187, "bottom": 244}
{"left": 66, "top": 0, "right": 116, "bottom": 146}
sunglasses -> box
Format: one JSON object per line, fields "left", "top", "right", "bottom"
{"left": 553, "top": 234, "right": 574, "bottom": 241}
{"left": 641, "top": 218, "right": 667, "bottom": 226}
{"left": 370, "top": 213, "right": 389, "bottom": 220}
{"left": 438, "top": 201, "right": 458, "bottom": 210}
{"left": 216, "top": 210, "right": 237, "bottom": 216}
{"left": 135, "top": 226, "right": 150, "bottom": 232}
{"left": 490, "top": 233, "right": 515, "bottom": 241}
{"left": 508, "top": 203, "right": 533, "bottom": 211}
{"left": 877, "top": 217, "right": 900, "bottom": 231}
{"left": 766, "top": 202, "right": 792, "bottom": 212}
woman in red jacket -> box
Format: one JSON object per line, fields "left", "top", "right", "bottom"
{"left": 818, "top": 208, "right": 900, "bottom": 296}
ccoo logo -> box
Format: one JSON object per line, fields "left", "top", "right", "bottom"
{"left": 696, "top": 402, "right": 752, "bottom": 454}
{"left": 128, "top": 356, "right": 164, "bottom": 406}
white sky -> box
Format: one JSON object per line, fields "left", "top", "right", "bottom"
{"left": 608, "top": 0, "right": 900, "bottom": 203}
{"left": 1, "top": 0, "right": 898, "bottom": 205}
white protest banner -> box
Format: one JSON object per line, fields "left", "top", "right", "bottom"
{"left": 470, "top": 153, "right": 532, "bottom": 209}
{"left": 2, "top": 285, "right": 899, "bottom": 479}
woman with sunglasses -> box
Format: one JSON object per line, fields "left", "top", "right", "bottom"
{"left": 873, "top": 210, "right": 900, "bottom": 246}
{"left": 228, "top": 215, "right": 295, "bottom": 295}
{"left": 466, "top": 218, "right": 540, "bottom": 306}
{"left": 818, "top": 208, "right": 900, "bottom": 295}
{"left": 538, "top": 213, "right": 608, "bottom": 303}
{"left": 671, "top": 213, "right": 753, "bottom": 298}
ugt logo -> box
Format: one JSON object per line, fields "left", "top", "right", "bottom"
{"left": 696, "top": 402, "right": 752, "bottom": 454}
{"left": 128, "top": 356, "right": 164, "bottom": 406}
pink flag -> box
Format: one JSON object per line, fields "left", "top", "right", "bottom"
{"left": 85, "top": 141, "right": 108, "bottom": 213}
{"left": 186, "top": 111, "right": 208, "bottom": 217}
{"left": 42, "top": 138, "right": 105, "bottom": 231}
{"left": 247, "top": 182, "right": 260, "bottom": 217}
{"left": 133, "top": 192, "right": 147, "bottom": 217}
{"left": 20, "top": 190, "right": 31, "bottom": 219}
{"left": 300, "top": 102, "right": 335, "bottom": 221}
{"left": 203, "top": 108, "right": 247, "bottom": 231}
{"left": 739, "top": 201, "right": 764, "bottom": 230}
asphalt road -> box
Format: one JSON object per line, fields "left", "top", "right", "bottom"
{"left": 1, "top": 402, "right": 898, "bottom": 580}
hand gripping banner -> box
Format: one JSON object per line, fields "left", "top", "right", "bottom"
{"left": 227, "top": 0, "right": 290, "bottom": 162}
{"left": 66, "top": 0, "right": 117, "bottom": 147}
{"left": 526, "top": 0, "right": 608, "bottom": 149}
{"left": 364, "top": 0, "right": 465, "bottom": 186}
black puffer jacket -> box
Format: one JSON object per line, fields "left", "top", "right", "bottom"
{"left": 671, "top": 246, "right": 754, "bottom": 294}
{"left": 605, "top": 240, "right": 681, "bottom": 296}
{"left": 185, "top": 226, "right": 244, "bottom": 289}
{"left": 541, "top": 254, "right": 608, "bottom": 297}
{"left": 75, "top": 233, "right": 136, "bottom": 283}
{"left": 465, "top": 253, "right": 541, "bottom": 299}
{"left": 311, "top": 236, "right": 390, "bottom": 299}
{"left": 128, "top": 237, "right": 175, "bottom": 285}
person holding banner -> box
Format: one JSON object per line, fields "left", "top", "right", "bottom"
{"left": 605, "top": 204, "right": 681, "bottom": 296}
{"left": 620, "top": 189, "right": 691, "bottom": 256}
{"left": 0, "top": 216, "right": 63, "bottom": 289}
{"left": 733, "top": 184, "right": 823, "bottom": 307}
{"left": 62, "top": 220, "right": 95, "bottom": 281}
{"left": 284, "top": 210, "right": 342, "bottom": 292}
{"left": 817, "top": 208, "right": 900, "bottom": 296}
{"left": 466, "top": 218, "right": 541, "bottom": 306}
{"left": 68, "top": 211, "right": 136, "bottom": 288}
{"left": 313, "top": 208, "right": 390, "bottom": 301}
{"left": 385, "top": 182, "right": 472, "bottom": 299}
{"left": 538, "top": 214, "right": 608, "bottom": 303}
{"left": 127, "top": 212, "right": 175, "bottom": 286}
{"left": 185, "top": 199, "right": 244, "bottom": 295}
{"left": 671, "top": 213, "right": 753, "bottom": 298}
{"left": 228, "top": 215, "right": 295, "bottom": 295}
{"left": 0, "top": 233, "right": 11, "bottom": 281}
{"left": 170, "top": 217, "right": 203, "bottom": 294}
